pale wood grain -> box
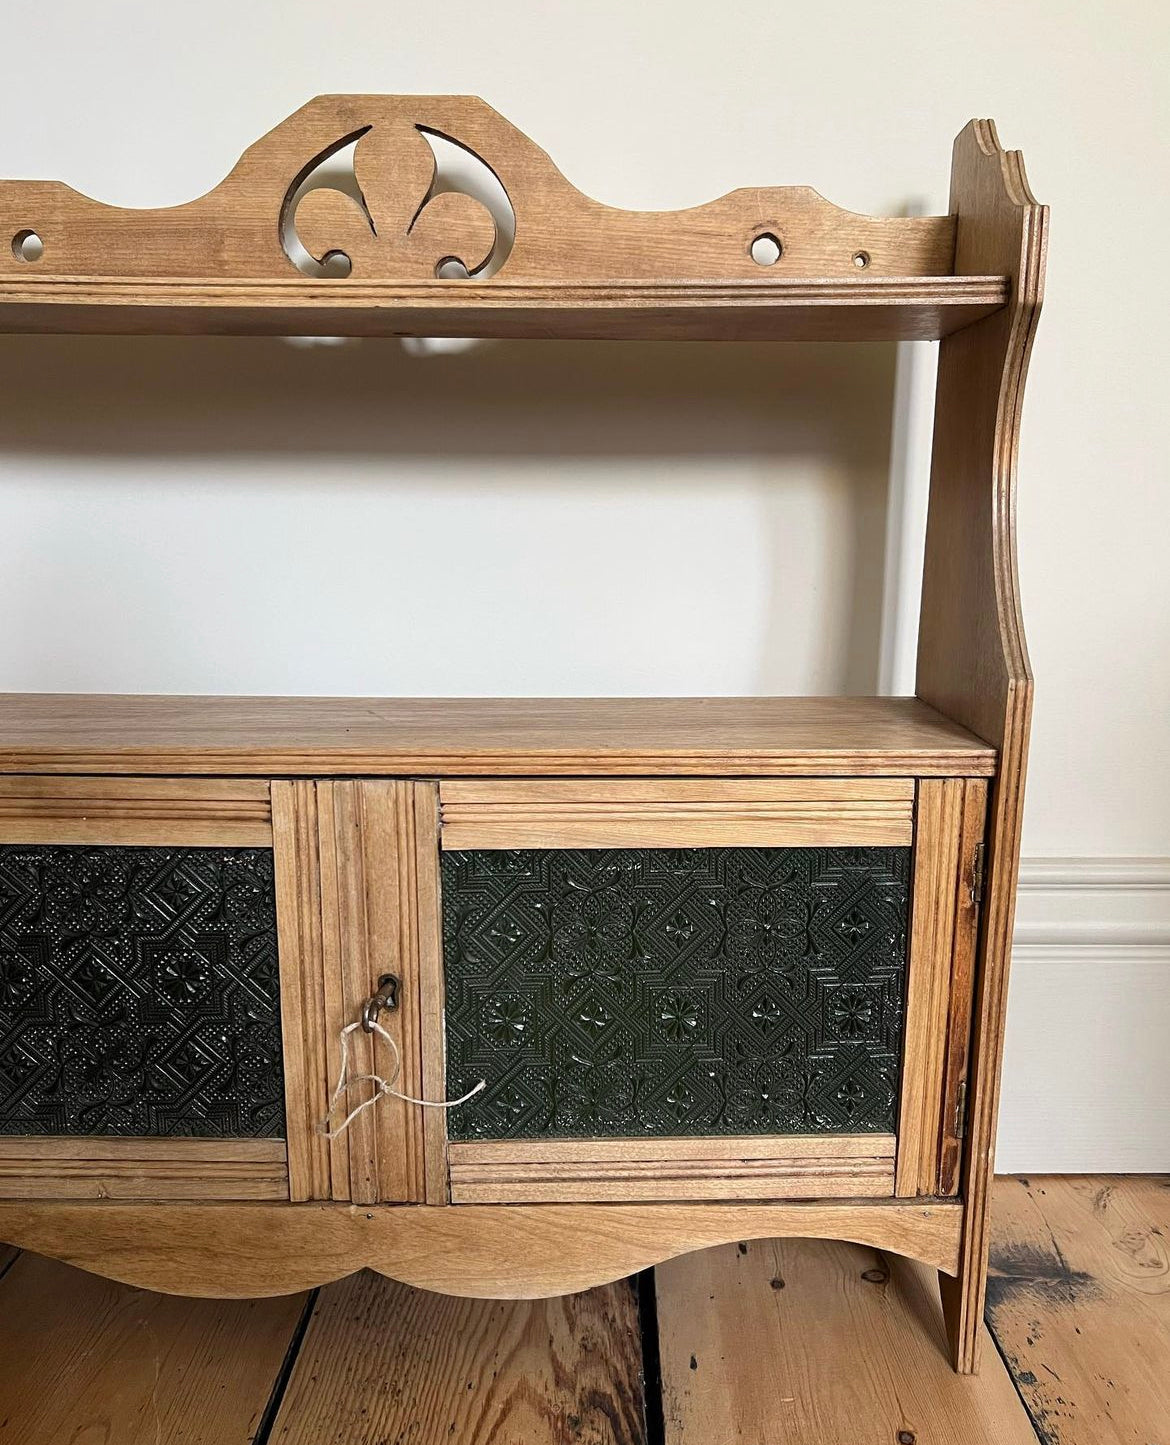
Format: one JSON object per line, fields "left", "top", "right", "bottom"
{"left": 414, "top": 783, "right": 450, "bottom": 1205}
{"left": 937, "top": 781, "right": 988, "bottom": 1195}
{"left": 0, "top": 1198, "right": 962, "bottom": 1298}
{"left": 0, "top": 1137, "right": 285, "bottom": 1160}
{"left": 0, "top": 1251, "right": 308, "bottom": 1445}
{"left": 657, "top": 1237, "right": 1037, "bottom": 1443}
{"left": 896, "top": 778, "right": 965, "bottom": 1196}
{"left": 376, "top": 781, "right": 429, "bottom": 1205}
{"left": 0, "top": 277, "right": 1009, "bottom": 341}
{"left": 450, "top": 1164, "right": 894, "bottom": 1205}
{"left": 0, "top": 1136, "right": 288, "bottom": 1201}
{"left": 0, "top": 111, "right": 1050, "bottom": 1387}
{"left": 0, "top": 1179, "right": 1161, "bottom": 1444}
{"left": 269, "top": 1270, "right": 645, "bottom": 1445}
{"left": 442, "top": 778, "right": 916, "bottom": 802}
{"left": 917, "top": 119, "right": 1048, "bottom": 1373}
{"left": 441, "top": 810, "right": 912, "bottom": 849}
{"left": 0, "top": 694, "right": 997, "bottom": 776}
{"left": 441, "top": 777, "right": 913, "bottom": 848}
{"left": 314, "top": 781, "right": 354, "bottom": 1201}
{"left": 0, "top": 774, "right": 271, "bottom": 844}
{"left": 0, "top": 95, "right": 957, "bottom": 284}
{"left": 988, "top": 1175, "right": 1170, "bottom": 1445}
{"left": 317, "top": 781, "right": 377, "bottom": 1204}
{"left": 318, "top": 781, "right": 428, "bottom": 1204}
{"left": 0, "top": 776, "right": 269, "bottom": 803}
{"left": 449, "top": 1135, "right": 894, "bottom": 1203}
{"left": 0, "top": 1163, "right": 287, "bottom": 1201}
{"left": 0, "top": 96, "right": 1008, "bottom": 344}
{"left": 451, "top": 1135, "right": 891, "bottom": 1163}
{"left": 272, "top": 779, "right": 334, "bottom": 1201}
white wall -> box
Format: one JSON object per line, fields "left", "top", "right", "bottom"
{"left": 1, "top": 1, "right": 1167, "bottom": 1168}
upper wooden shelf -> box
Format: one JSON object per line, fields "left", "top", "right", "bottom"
{"left": 0, "top": 96, "right": 1006, "bottom": 342}
{"left": 0, "top": 275, "right": 1007, "bottom": 342}
{"left": 0, "top": 695, "right": 996, "bottom": 777}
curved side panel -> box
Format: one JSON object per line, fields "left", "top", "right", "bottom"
{"left": 915, "top": 119, "right": 1048, "bottom": 1374}
{"left": 0, "top": 1198, "right": 963, "bottom": 1299}
{"left": 0, "top": 94, "right": 956, "bottom": 283}
{"left": 917, "top": 118, "right": 1046, "bottom": 741}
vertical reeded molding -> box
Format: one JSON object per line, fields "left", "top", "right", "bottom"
{"left": 271, "top": 781, "right": 332, "bottom": 1201}
{"left": 265, "top": 779, "right": 462, "bottom": 1207}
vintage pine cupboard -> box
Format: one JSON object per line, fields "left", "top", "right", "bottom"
{"left": 0, "top": 98, "right": 1045, "bottom": 1375}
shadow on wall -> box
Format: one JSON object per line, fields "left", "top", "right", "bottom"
{"left": 0, "top": 335, "right": 896, "bottom": 695}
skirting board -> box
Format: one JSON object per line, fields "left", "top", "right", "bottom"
{"left": 997, "top": 857, "right": 1170, "bottom": 1174}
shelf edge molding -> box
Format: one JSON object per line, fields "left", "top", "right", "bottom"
{"left": 0, "top": 96, "right": 1005, "bottom": 338}
{"left": 0, "top": 695, "right": 998, "bottom": 778}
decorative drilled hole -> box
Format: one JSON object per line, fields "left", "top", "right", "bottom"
{"left": 852, "top": 250, "right": 871, "bottom": 269}
{"left": 750, "top": 232, "right": 782, "bottom": 266}
{"left": 11, "top": 229, "right": 43, "bottom": 262}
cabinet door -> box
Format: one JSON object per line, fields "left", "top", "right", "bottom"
{"left": 0, "top": 778, "right": 289, "bottom": 1200}
{"left": 428, "top": 779, "right": 985, "bottom": 1204}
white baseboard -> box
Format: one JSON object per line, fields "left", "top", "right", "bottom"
{"left": 996, "top": 857, "right": 1170, "bottom": 1174}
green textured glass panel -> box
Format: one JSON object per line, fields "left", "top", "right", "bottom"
{"left": 442, "top": 846, "right": 910, "bottom": 1141}
{"left": 0, "top": 845, "right": 284, "bottom": 1138}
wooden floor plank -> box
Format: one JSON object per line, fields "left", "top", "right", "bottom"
{"left": 656, "top": 1237, "right": 1038, "bottom": 1443}
{"left": 268, "top": 1269, "right": 647, "bottom": 1445}
{"left": 0, "top": 1252, "right": 308, "bottom": 1445}
{"left": 988, "top": 1175, "right": 1170, "bottom": 1445}
{"left": 1, "top": 1178, "right": 1166, "bottom": 1444}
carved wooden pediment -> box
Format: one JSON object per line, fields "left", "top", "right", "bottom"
{"left": 0, "top": 94, "right": 956, "bottom": 283}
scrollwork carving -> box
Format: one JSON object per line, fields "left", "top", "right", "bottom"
{"left": 0, "top": 95, "right": 958, "bottom": 283}
{"left": 286, "top": 123, "right": 503, "bottom": 280}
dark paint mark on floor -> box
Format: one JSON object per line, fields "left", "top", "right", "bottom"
{"left": 986, "top": 1239, "right": 1103, "bottom": 1310}
{"left": 987, "top": 1326, "right": 1067, "bottom": 1445}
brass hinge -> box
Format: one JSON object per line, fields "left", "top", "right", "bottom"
{"left": 970, "top": 841, "right": 986, "bottom": 907}
{"left": 954, "top": 1079, "right": 969, "bottom": 1141}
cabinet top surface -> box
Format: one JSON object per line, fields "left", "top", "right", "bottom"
{"left": 0, "top": 695, "right": 996, "bottom": 777}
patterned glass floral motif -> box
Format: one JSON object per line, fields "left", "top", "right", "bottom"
{"left": 442, "top": 847, "right": 910, "bottom": 1140}
{"left": 0, "top": 845, "right": 284, "bottom": 1137}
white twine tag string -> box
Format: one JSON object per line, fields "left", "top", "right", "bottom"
{"left": 319, "top": 1017, "right": 485, "bottom": 1141}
